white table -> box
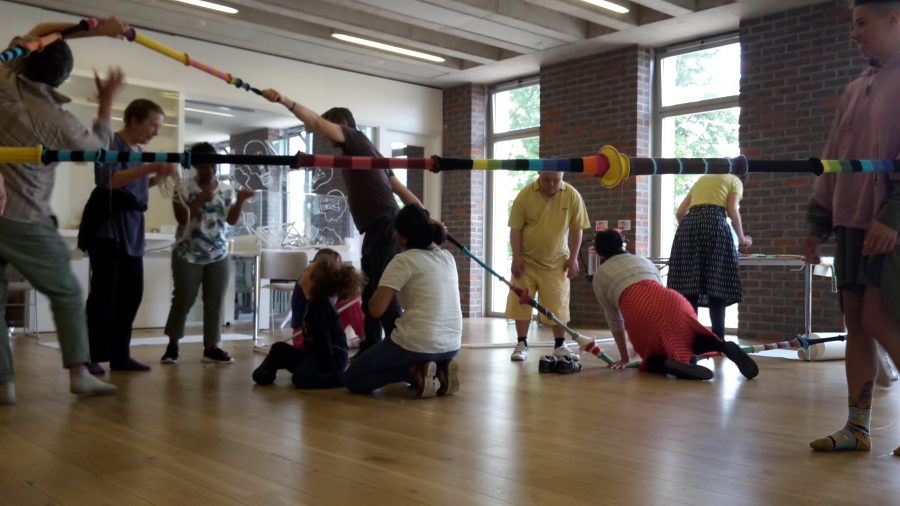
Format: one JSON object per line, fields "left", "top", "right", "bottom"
{"left": 651, "top": 255, "right": 834, "bottom": 338}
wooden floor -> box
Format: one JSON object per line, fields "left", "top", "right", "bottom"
{"left": 2, "top": 319, "right": 900, "bottom": 505}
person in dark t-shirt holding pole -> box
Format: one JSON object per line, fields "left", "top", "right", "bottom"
{"left": 262, "top": 88, "right": 425, "bottom": 353}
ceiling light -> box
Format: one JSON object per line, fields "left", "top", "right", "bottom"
{"left": 169, "top": 0, "right": 238, "bottom": 14}
{"left": 581, "top": 0, "right": 629, "bottom": 14}
{"left": 331, "top": 33, "right": 445, "bottom": 63}
{"left": 185, "top": 107, "right": 235, "bottom": 118}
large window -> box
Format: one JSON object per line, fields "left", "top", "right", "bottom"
{"left": 653, "top": 35, "right": 741, "bottom": 330}
{"left": 487, "top": 78, "right": 540, "bottom": 315}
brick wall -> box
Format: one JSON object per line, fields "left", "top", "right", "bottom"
{"left": 439, "top": 0, "right": 859, "bottom": 334}
{"left": 738, "top": 0, "right": 860, "bottom": 339}
{"left": 441, "top": 84, "right": 487, "bottom": 317}
{"left": 541, "top": 47, "right": 652, "bottom": 328}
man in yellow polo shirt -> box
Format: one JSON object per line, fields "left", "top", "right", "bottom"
{"left": 507, "top": 171, "right": 590, "bottom": 364}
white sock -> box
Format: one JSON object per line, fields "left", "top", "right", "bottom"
{"left": 70, "top": 369, "right": 117, "bottom": 396}
{"left": 0, "top": 382, "right": 16, "bottom": 405}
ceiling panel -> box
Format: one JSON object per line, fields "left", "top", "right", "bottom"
{"left": 9, "top": 0, "right": 831, "bottom": 87}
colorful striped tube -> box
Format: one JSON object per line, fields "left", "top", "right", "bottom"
{"left": 446, "top": 154, "right": 610, "bottom": 173}
{"left": 819, "top": 159, "right": 898, "bottom": 173}
{"left": 739, "top": 334, "right": 845, "bottom": 354}
{"left": 740, "top": 339, "right": 801, "bottom": 354}
{"left": 630, "top": 154, "right": 750, "bottom": 177}
{"left": 0, "top": 145, "right": 43, "bottom": 164}
{"left": 3, "top": 147, "right": 899, "bottom": 177}
{"left": 125, "top": 30, "right": 262, "bottom": 95}
{"left": 0, "top": 44, "right": 29, "bottom": 64}
{"left": 295, "top": 153, "right": 435, "bottom": 171}
{"left": 0, "top": 18, "right": 102, "bottom": 64}
{"left": 130, "top": 32, "right": 188, "bottom": 64}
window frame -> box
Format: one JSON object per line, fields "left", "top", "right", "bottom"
{"left": 650, "top": 32, "right": 741, "bottom": 332}
{"left": 486, "top": 76, "right": 540, "bottom": 316}
{"left": 650, "top": 32, "right": 740, "bottom": 258}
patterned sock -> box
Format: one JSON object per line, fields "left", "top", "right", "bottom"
{"left": 554, "top": 338, "right": 565, "bottom": 348}
{"left": 810, "top": 404, "right": 872, "bottom": 451}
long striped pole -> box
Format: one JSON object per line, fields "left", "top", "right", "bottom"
{"left": 122, "top": 28, "right": 262, "bottom": 94}
{"left": 739, "top": 334, "right": 846, "bottom": 354}
{"left": 2, "top": 146, "right": 898, "bottom": 181}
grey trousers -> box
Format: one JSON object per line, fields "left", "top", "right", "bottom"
{"left": 163, "top": 254, "right": 230, "bottom": 348}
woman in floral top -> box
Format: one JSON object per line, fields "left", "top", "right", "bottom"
{"left": 161, "top": 142, "right": 253, "bottom": 364}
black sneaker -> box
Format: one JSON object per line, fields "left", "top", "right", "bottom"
{"left": 538, "top": 355, "right": 558, "bottom": 373}
{"left": 554, "top": 356, "right": 582, "bottom": 374}
{"left": 160, "top": 343, "right": 179, "bottom": 364}
{"left": 202, "top": 346, "right": 234, "bottom": 364}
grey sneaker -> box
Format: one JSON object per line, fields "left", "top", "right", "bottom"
{"left": 510, "top": 341, "right": 528, "bottom": 361}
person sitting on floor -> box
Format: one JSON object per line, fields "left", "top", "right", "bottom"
{"left": 288, "top": 248, "right": 364, "bottom": 350}
{"left": 252, "top": 253, "right": 364, "bottom": 389}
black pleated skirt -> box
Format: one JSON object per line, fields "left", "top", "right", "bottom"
{"left": 667, "top": 205, "right": 742, "bottom": 307}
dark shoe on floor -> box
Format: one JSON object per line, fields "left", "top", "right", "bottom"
{"left": 411, "top": 361, "right": 438, "bottom": 399}
{"left": 436, "top": 360, "right": 459, "bottom": 396}
{"left": 160, "top": 343, "right": 179, "bottom": 364}
{"left": 202, "top": 346, "right": 234, "bottom": 364}
{"left": 86, "top": 362, "right": 106, "bottom": 376}
{"left": 538, "top": 355, "right": 557, "bottom": 373}
{"left": 663, "top": 358, "right": 712, "bottom": 380}
{"left": 723, "top": 341, "right": 759, "bottom": 379}
{"left": 554, "top": 356, "right": 582, "bottom": 374}
{"left": 110, "top": 358, "right": 151, "bottom": 372}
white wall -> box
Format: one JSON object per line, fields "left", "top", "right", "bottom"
{"left": 0, "top": 0, "right": 444, "bottom": 214}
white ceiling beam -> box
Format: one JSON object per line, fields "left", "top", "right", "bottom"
{"left": 319, "top": 0, "right": 546, "bottom": 53}
{"left": 419, "top": 0, "right": 588, "bottom": 43}
{"left": 519, "top": 0, "right": 638, "bottom": 31}
{"left": 228, "top": 0, "right": 515, "bottom": 64}
{"left": 628, "top": 0, "right": 696, "bottom": 17}
{"left": 123, "top": 0, "right": 464, "bottom": 72}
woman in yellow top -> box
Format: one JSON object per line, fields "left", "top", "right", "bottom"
{"left": 667, "top": 174, "right": 752, "bottom": 339}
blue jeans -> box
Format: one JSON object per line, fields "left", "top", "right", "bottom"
{"left": 344, "top": 337, "right": 458, "bottom": 394}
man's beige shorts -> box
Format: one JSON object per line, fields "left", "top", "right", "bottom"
{"left": 505, "top": 266, "right": 570, "bottom": 324}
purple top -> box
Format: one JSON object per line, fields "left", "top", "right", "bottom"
{"left": 92, "top": 133, "right": 149, "bottom": 256}
{"left": 812, "top": 52, "right": 900, "bottom": 231}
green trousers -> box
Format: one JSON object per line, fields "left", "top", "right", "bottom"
{"left": 0, "top": 217, "right": 90, "bottom": 383}
{"left": 163, "top": 254, "right": 230, "bottom": 348}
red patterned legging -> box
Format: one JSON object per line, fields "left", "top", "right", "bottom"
{"left": 619, "top": 280, "right": 721, "bottom": 370}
